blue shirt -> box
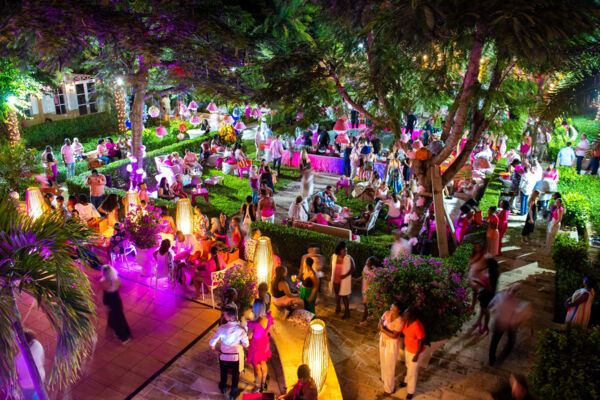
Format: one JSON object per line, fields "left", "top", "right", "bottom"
{"left": 557, "top": 147, "right": 576, "bottom": 167}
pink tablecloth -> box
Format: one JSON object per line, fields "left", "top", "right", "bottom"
{"left": 283, "top": 152, "right": 386, "bottom": 177}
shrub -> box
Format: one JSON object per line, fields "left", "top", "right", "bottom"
{"left": 477, "top": 158, "right": 507, "bottom": 211}
{"left": 23, "top": 112, "right": 118, "bottom": 149}
{"left": 560, "top": 192, "right": 590, "bottom": 229}
{"left": 530, "top": 325, "right": 600, "bottom": 400}
{"left": 551, "top": 234, "right": 599, "bottom": 325}
{"left": 365, "top": 254, "right": 473, "bottom": 343}
{"left": 221, "top": 262, "right": 258, "bottom": 313}
{"left": 123, "top": 205, "right": 163, "bottom": 250}
{"left": 250, "top": 221, "right": 389, "bottom": 277}
{"left": 557, "top": 166, "right": 600, "bottom": 232}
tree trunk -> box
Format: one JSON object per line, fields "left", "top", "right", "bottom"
{"left": 7, "top": 286, "right": 49, "bottom": 400}
{"left": 114, "top": 87, "right": 127, "bottom": 133}
{"left": 4, "top": 109, "right": 21, "bottom": 145}
{"left": 407, "top": 159, "right": 434, "bottom": 238}
{"left": 129, "top": 71, "right": 148, "bottom": 189}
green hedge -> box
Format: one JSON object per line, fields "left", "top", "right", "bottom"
{"left": 530, "top": 325, "right": 600, "bottom": 399}
{"left": 551, "top": 233, "right": 599, "bottom": 325}
{"left": 251, "top": 221, "right": 389, "bottom": 277}
{"left": 478, "top": 158, "right": 507, "bottom": 212}
{"left": 556, "top": 166, "right": 600, "bottom": 232}
{"left": 23, "top": 112, "right": 118, "bottom": 149}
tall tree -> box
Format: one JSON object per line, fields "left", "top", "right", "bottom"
{"left": 3, "top": 0, "right": 257, "bottom": 185}
{"left": 253, "top": 0, "right": 600, "bottom": 239}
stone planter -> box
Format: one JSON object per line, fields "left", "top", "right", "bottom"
{"left": 136, "top": 247, "right": 155, "bottom": 276}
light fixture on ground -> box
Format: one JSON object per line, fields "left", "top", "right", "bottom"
{"left": 176, "top": 198, "right": 193, "bottom": 235}
{"left": 123, "top": 190, "right": 140, "bottom": 216}
{"left": 302, "top": 319, "right": 329, "bottom": 392}
{"left": 253, "top": 236, "right": 274, "bottom": 286}
{"left": 26, "top": 187, "right": 48, "bottom": 220}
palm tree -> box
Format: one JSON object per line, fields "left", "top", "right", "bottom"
{"left": 0, "top": 196, "right": 96, "bottom": 400}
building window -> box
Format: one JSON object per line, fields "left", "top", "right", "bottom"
{"left": 76, "top": 82, "right": 98, "bottom": 116}
{"left": 24, "top": 94, "right": 31, "bottom": 117}
{"left": 54, "top": 88, "right": 67, "bottom": 115}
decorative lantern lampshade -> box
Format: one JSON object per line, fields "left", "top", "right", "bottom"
{"left": 302, "top": 319, "right": 329, "bottom": 392}
{"left": 190, "top": 115, "right": 201, "bottom": 126}
{"left": 176, "top": 198, "right": 193, "bottom": 235}
{"left": 188, "top": 101, "right": 199, "bottom": 111}
{"left": 156, "top": 126, "right": 168, "bottom": 137}
{"left": 222, "top": 115, "right": 234, "bottom": 125}
{"left": 251, "top": 107, "right": 262, "bottom": 119}
{"left": 26, "top": 187, "right": 48, "bottom": 220}
{"left": 253, "top": 236, "right": 274, "bottom": 286}
{"left": 333, "top": 119, "right": 347, "bottom": 132}
{"left": 206, "top": 102, "right": 218, "bottom": 113}
{"left": 234, "top": 121, "right": 246, "bottom": 131}
{"left": 123, "top": 190, "right": 140, "bottom": 216}
{"left": 148, "top": 106, "right": 160, "bottom": 118}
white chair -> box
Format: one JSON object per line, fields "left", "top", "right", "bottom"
{"left": 201, "top": 268, "right": 229, "bottom": 308}
{"left": 110, "top": 241, "right": 137, "bottom": 271}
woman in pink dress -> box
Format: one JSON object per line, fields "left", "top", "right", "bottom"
{"left": 497, "top": 200, "right": 510, "bottom": 255}
{"left": 455, "top": 210, "right": 474, "bottom": 243}
{"left": 520, "top": 132, "right": 532, "bottom": 158}
{"left": 171, "top": 174, "right": 188, "bottom": 199}
{"left": 485, "top": 207, "right": 500, "bottom": 257}
{"left": 247, "top": 299, "right": 274, "bottom": 393}
{"left": 543, "top": 162, "right": 559, "bottom": 182}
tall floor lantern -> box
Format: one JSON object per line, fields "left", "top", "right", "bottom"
{"left": 26, "top": 188, "right": 48, "bottom": 220}
{"left": 176, "top": 198, "right": 193, "bottom": 235}
{"left": 253, "top": 236, "right": 274, "bottom": 286}
{"left": 302, "top": 319, "right": 329, "bottom": 392}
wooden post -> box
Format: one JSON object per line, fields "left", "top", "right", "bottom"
{"left": 431, "top": 166, "right": 449, "bottom": 257}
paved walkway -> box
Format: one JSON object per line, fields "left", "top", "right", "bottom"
{"left": 18, "top": 266, "right": 220, "bottom": 400}
{"left": 313, "top": 212, "right": 558, "bottom": 400}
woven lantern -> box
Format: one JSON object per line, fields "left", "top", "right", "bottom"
{"left": 123, "top": 190, "right": 140, "bottom": 216}
{"left": 26, "top": 187, "right": 48, "bottom": 220}
{"left": 415, "top": 147, "right": 431, "bottom": 161}
{"left": 176, "top": 198, "right": 193, "bottom": 235}
{"left": 303, "top": 319, "right": 329, "bottom": 392}
{"left": 253, "top": 236, "right": 274, "bottom": 286}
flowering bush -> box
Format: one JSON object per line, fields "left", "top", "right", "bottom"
{"left": 218, "top": 124, "right": 237, "bottom": 145}
{"left": 221, "top": 262, "right": 258, "bottom": 313}
{"left": 365, "top": 254, "right": 473, "bottom": 342}
{"left": 123, "top": 205, "right": 164, "bottom": 249}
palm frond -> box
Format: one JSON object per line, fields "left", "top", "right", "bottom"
{"left": 0, "top": 197, "right": 97, "bottom": 390}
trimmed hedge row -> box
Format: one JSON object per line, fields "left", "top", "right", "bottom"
{"left": 24, "top": 112, "right": 118, "bottom": 149}
{"left": 551, "top": 233, "right": 599, "bottom": 326}
{"left": 478, "top": 158, "right": 507, "bottom": 212}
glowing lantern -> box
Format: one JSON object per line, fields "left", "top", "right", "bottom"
{"left": 188, "top": 101, "right": 199, "bottom": 111}
{"left": 234, "top": 121, "right": 246, "bottom": 131}
{"left": 148, "top": 106, "right": 160, "bottom": 118}
{"left": 222, "top": 115, "right": 234, "bottom": 125}
{"left": 176, "top": 198, "right": 193, "bottom": 235}
{"left": 156, "top": 126, "right": 168, "bottom": 137}
{"left": 302, "top": 319, "right": 329, "bottom": 392}
{"left": 26, "top": 187, "right": 48, "bottom": 220}
{"left": 206, "top": 102, "right": 218, "bottom": 113}
{"left": 253, "top": 236, "right": 274, "bottom": 286}
{"left": 123, "top": 190, "right": 140, "bottom": 216}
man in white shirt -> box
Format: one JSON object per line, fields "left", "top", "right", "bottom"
{"left": 270, "top": 135, "right": 284, "bottom": 175}
{"left": 209, "top": 307, "right": 249, "bottom": 399}
{"left": 536, "top": 129, "right": 551, "bottom": 161}
{"left": 390, "top": 230, "right": 413, "bottom": 259}
{"left": 556, "top": 142, "right": 576, "bottom": 168}
{"left": 174, "top": 231, "right": 200, "bottom": 259}
{"left": 60, "top": 139, "right": 76, "bottom": 179}
{"left": 476, "top": 144, "right": 493, "bottom": 162}
{"left": 518, "top": 167, "right": 537, "bottom": 216}
{"left": 15, "top": 330, "right": 46, "bottom": 399}
{"left": 574, "top": 134, "right": 589, "bottom": 174}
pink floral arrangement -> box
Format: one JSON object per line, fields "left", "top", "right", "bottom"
{"left": 221, "top": 263, "right": 258, "bottom": 312}
{"left": 124, "top": 205, "right": 164, "bottom": 249}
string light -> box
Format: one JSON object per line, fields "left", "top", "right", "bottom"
{"left": 114, "top": 87, "right": 127, "bottom": 133}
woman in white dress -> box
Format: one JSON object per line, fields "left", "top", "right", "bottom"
{"left": 299, "top": 150, "right": 314, "bottom": 198}
{"left": 330, "top": 241, "right": 355, "bottom": 319}
{"left": 378, "top": 301, "right": 404, "bottom": 396}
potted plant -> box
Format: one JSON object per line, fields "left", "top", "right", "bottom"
{"left": 124, "top": 204, "right": 163, "bottom": 275}
{"left": 220, "top": 262, "right": 258, "bottom": 315}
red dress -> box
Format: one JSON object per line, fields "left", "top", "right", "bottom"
{"left": 497, "top": 209, "right": 509, "bottom": 254}
{"left": 247, "top": 314, "right": 274, "bottom": 365}
{"left": 232, "top": 229, "right": 245, "bottom": 260}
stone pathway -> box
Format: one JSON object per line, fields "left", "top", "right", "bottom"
{"left": 313, "top": 212, "right": 558, "bottom": 400}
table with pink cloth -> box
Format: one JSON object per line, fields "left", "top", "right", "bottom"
{"left": 282, "top": 152, "right": 386, "bottom": 177}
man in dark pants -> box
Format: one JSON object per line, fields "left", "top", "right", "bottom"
{"left": 422, "top": 117, "right": 433, "bottom": 146}
{"left": 209, "top": 307, "right": 249, "bottom": 399}
{"left": 488, "top": 284, "right": 530, "bottom": 366}
{"left": 350, "top": 109, "right": 359, "bottom": 128}
{"left": 406, "top": 111, "right": 417, "bottom": 136}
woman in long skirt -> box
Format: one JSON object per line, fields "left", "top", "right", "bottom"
{"left": 378, "top": 302, "right": 404, "bottom": 396}
{"left": 521, "top": 190, "right": 540, "bottom": 243}
{"left": 101, "top": 265, "right": 132, "bottom": 343}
